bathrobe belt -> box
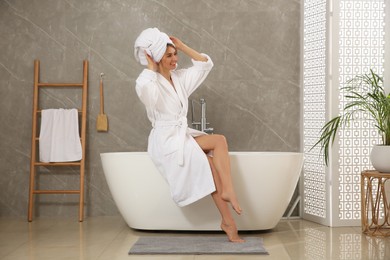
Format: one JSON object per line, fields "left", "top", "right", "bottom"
{"left": 152, "top": 117, "right": 187, "bottom": 166}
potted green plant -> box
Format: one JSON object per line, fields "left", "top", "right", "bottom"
{"left": 312, "top": 69, "right": 390, "bottom": 172}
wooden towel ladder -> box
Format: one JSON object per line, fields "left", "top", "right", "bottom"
{"left": 28, "top": 60, "right": 88, "bottom": 222}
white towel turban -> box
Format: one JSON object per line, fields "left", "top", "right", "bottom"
{"left": 134, "top": 28, "right": 174, "bottom": 66}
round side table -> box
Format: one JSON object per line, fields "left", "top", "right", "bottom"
{"left": 361, "top": 170, "right": 390, "bottom": 237}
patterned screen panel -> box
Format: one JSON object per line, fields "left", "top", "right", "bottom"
{"left": 338, "top": 0, "right": 384, "bottom": 220}
{"left": 303, "top": 0, "right": 328, "bottom": 218}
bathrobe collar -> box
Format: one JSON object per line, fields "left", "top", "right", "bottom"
{"left": 157, "top": 74, "right": 180, "bottom": 101}
{"left": 157, "top": 73, "right": 187, "bottom": 117}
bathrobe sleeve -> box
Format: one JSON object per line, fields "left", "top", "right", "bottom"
{"left": 135, "top": 69, "right": 159, "bottom": 108}
{"left": 175, "top": 54, "right": 214, "bottom": 96}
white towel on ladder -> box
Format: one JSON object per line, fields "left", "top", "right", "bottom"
{"left": 39, "top": 108, "right": 82, "bottom": 162}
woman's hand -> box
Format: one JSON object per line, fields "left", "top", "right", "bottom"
{"left": 144, "top": 50, "right": 158, "bottom": 72}
{"left": 170, "top": 36, "right": 207, "bottom": 62}
{"left": 170, "top": 36, "right": 186, "bottom": 51}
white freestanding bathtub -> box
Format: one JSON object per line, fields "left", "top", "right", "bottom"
{"left": 100, "top": 152, "right": 303, "bottom": 231}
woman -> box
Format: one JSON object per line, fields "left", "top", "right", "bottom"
{"left": 134, "top": 28, "right": 243, "bottom": 242}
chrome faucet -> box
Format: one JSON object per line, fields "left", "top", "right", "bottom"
{"left": 191, "top": 98, "right": 214, "bottom": 134}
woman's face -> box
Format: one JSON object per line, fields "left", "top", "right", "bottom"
{"left": 159, "top": 46, "right": 178, "bottom": 71}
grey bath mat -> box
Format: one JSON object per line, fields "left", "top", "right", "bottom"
{"left": 129, "top": 236, "right": 268, "bottom": 255}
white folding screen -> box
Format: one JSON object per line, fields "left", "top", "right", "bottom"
{"left": 302, "top": 0, "right": 385, "bottom": 226}
{"left": 302, "top": 0, "right": 329, "bottom": 224}
{"left": 337, "top": 0, "right": 384, "bottom": 224}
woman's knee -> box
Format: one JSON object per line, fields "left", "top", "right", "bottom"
{"left": 214, "top": 134, "right": 228, "bottom": 149}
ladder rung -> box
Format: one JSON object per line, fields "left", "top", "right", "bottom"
{"left": 33, "top": 190, "right": 80, "bottom": 194}
{"left": 34, "top": 162, "right": 81, "bottom": 166}
{"left": 38, "top": 83, "right": 84, "bottom": 87}
{"left": 37, "top": 110, "right": 82, "bottom": 114}
{"left": 35, "top": 137, "right": 82, "bottom": 141}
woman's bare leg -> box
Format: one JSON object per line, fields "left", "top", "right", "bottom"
{"left": 206, "top": 156, "right": 244, "bottom": 242}
{"left": 195, "top": 135, "right": 242, "bottom": 215}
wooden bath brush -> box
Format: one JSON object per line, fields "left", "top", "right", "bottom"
{"left": 97, "top": 73, "right": 108, "bottom": 132}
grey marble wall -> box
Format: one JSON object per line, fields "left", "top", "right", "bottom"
{"left": 0, "top": 0, "right": 301, "bottom": 218}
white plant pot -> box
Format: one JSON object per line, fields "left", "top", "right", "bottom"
{"left": 370, "top": 145, "right": 390, "bottom": 173}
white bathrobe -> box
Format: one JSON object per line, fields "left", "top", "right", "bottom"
{"left": 135, "top": 54, "right": 216, "bottom": 207}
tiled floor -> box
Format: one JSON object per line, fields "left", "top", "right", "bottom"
{"left": 0, "top": 216, "right": 389, "bottom": 259}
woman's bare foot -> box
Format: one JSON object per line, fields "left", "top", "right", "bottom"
{"left": 221, "top": 192, "right": 242, "bottom": 215}
{"left": 221, "top": 222, "right": 244, "bottom": 243}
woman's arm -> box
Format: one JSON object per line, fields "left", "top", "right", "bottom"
{"left": 170, "top": 36, "right": 208, "bottom": 62}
